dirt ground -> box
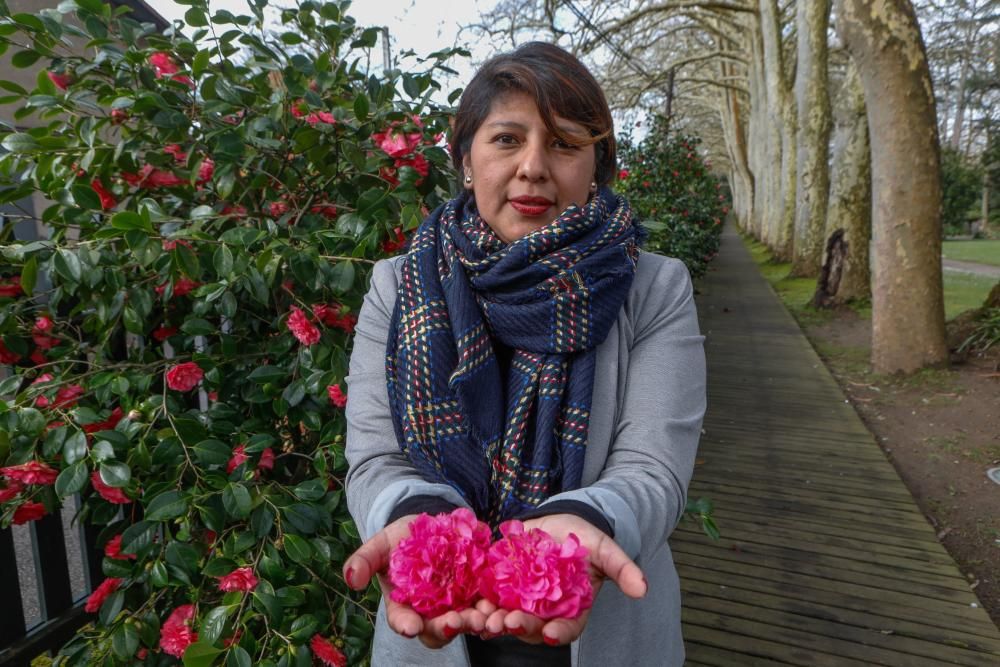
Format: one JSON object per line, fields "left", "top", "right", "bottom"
{"left": 802, "top": 308, "right": 1000, "bottom": 627}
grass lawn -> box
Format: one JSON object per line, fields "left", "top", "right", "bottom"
{"left": 942, "top": 239, "right": 1000, "bottom": 267}
{"left": 743, "top": 235, "right": 995, "bottom": 321}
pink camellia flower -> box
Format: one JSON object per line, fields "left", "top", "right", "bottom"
{"left": 47, "top": 71, "right": 72, "bottom": 91}
{"left": 372, "top": 127, "right": 422, "bottom": 158}
{"left": 268, "top": 201, "right": 289, "bottom": 217}
{"left": 91, "top": 471, "right": 130, "bottom": 504}
{"left": 105, "top": 534, "right": 136, "bottom": 560}
{"left": 32, "top": 333, "right": 60, "bottom": 350}
{"left": 226, "top": 444, "right": 249, "bottom": 474}
{"left": 312, "top": 303, "right": 355, "bottom": 333}
{"left": 12, "top": 501, "right": 47, "bottom": 524}
{"left": 383, "top": 153, "right": 429, "bottom": 187}
{"left": 0, "top": 276, "right": 23, "bottom": 298}
{"left": 311, "top": 634, "right": 347, "bottom": 667}
{"left": 388, "top": 508, "right": 492, "bottom": 618}
{"left": 309, "top": 203, "right": 338, "bottom": 219}
{"left": 90, "top": 179, "right": 117, "bottom": 210}
{"left": 618, "top": 169, "right": 629, "bottom": 180}
{"left": 221, "top": 203, "right": 247, "bottom": 217}
{"left": 34, "top": 315, "right": 53, "bottom": 333}
{"left": 51, "top": 384, "right": 85, "bottom": 409}
{"left": 305, "top": 111, "right": 336, "bottom": 126}
{"left": 85, "top": 577, "right": 122, "bottom": 613}
{"left": 29, "top": 348, "right": 46, "bottom": 365}
{"left": 152, "top": 325, "right": 178, "bottom": 341}
{"left": 122, "top": 164, "right": 187, "bottom": 189}
{"left": 327, "top": 384, "right": 347, "bottom": 408}
{"left": 287, "top": 306, "right": 321, "bottom": 346}
{"left": 217, "top": 567, "right": 258, "bottom": 592}
{"left": 166, "top": 362, "right": 203, "bottom": 392}
{"left": 159, "top": 604, "right": 197, "bottom": 658}
{"left": 155, "top": 277, "right": 200, "bottom": 298}
{"left": 479, "top": 520, "right": 593, "bottom": 620}
{"left": 1, "top": 461, "right": 59, "bottom": 486}
{"left": 197, "top": 158, "right": 214, "bottom": 185}
{"left": 110, "top": 108, "right": 128, "bottom": 124}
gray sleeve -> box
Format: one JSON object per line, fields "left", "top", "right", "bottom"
{"left": 344, "top": 258, "right": 468, "bottom": 542}
{"left": 538, "top": 257, "right": 706, "bottom": 563}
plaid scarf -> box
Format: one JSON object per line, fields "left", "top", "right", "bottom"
{"left": 386, "top": 187, "right": 643, "bottom": 525}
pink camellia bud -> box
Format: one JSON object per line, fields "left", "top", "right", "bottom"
{"left": 327, "top": 384, "right": 347, "bottom": 408}
{"left": 84, "top": 577, "right": 122, "bottom": 613}
{"left": 110, "top": 108, "right": 128, "bottom": 124}
{"left": 47, "top": 71, "right": 72, "bottom": 91}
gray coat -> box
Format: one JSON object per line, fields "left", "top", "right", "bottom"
{"left": 345, "top": 250, "right": 706, "bottom": 666}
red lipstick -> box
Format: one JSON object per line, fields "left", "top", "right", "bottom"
{"left": 509, "top": 196, "right": 554, "bottom": 217}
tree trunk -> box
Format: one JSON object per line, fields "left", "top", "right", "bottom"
{"left": 949, "top": 53, "right": 969, "bottom": 151}
{"left": 717, "top": 26, "right": 754, "bottom": 231}
{"left": 836, "top": 0, "right": 948, "bottom": 374}
{"left": 820, "top": 60, "right": 871, "bottom": 304}
{"left": 790, "top": 0, "right": 832, "bottom": 276}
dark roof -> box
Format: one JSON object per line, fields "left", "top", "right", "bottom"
{"left": 108, "top": 0, "right": 170, "bottom": 31}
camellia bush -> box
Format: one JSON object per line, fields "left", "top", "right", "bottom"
{"left": 617, "top": 117, "right": 727, "bottom": 279}
{"left": 0, "top": 0, "right": 463, "bottom": 664}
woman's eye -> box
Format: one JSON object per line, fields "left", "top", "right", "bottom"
{"left": 553, "top": 139, "right": 579, "bottom": 150}
{"left": 495, "top": 134, "right": 518, "bottom": 145}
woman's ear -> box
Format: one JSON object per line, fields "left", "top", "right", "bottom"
{"left": 461, "top": 155, "right": 473, "bottom": 190}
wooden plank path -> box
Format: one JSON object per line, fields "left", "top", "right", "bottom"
{"left": 672, "top": 227, "right": 1000, "bottom": 666}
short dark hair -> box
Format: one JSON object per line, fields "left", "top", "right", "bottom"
{"left": 450, "top": 42, "right": 616, "bottom": 186}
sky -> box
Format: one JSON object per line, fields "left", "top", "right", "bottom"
{"left": 159, "top": 0, "right": 498, "bottom": 103}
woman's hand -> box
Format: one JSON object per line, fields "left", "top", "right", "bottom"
{"left": 342, "top": 515, "right": 489, "bottom": 649}
{"left": 476, "top": 513, "right": 647, "bottom": 646}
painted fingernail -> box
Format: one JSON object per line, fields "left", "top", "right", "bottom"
{"left": 508, "top": 626, "right": 525, "bottom": 636}
{"left": 543, "top": 635, "right": 560, "bottom": 646}
{"left": 480, "top": 632, "right": 497, "bottom": 640}
{"left": 344, "top": 567, "right": 355, "bottom": 587}
{"left": 443, "top": 625, "right": 460, "bottom": 639}
{"left": 401, "top": 629, "right": 416, "bottom": 638}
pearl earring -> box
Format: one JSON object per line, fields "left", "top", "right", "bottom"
{"left": 465, "top": 174, "right": 473, "bottom": 184}
{"left": 590, "top": 181, "right": 597, "bottom": 192}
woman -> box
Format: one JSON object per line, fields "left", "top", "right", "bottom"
{"left": 342, "top": 42, "right": 705, "bottom": 666}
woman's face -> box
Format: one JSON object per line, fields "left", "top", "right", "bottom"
{"left": 462, "top": 92, "right": 596, "bottom": 244}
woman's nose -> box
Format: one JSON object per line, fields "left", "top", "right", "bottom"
{"left": 516, "top": 139, "right": 550, "bottom": 181}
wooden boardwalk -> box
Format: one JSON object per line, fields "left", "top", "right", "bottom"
{"left": 673, "top": 227, "right": 1000, "bottom": 666}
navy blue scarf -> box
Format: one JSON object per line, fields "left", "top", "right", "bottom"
{"left": 386, "top": 187, "right": 643, "bottom": 524}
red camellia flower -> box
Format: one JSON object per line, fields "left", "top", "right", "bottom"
{"left": 217, "top": 567, "right": 258, "bottom": 592}
{"left": 12, "top": 501, "right": 47, "bottom": 525}
{"left": 372, "top": 127, "right": 422, "bottom": 158}
{"left": 380, "top": 226, "right": 408, "bottom": 254}
{"left": 82, "top": 407, "right": 124, "bottom": 435}
{"left": 90, "top": 179, "right": 117, "bottom": 210}
{"left": 197, "top": 158, "right": 214, "bottom": 185}
{"left": 91, "top": 471, "right": 130, "bottom": 504}
{"left": 309, "top": 203, "right": 338, "bottom": 219}
{"left": 29, "top": 348, "right": 46, "bottom": 365}
{"left": 85, "top": 577, "right": 122, "bottom": 613}
{"left": 479, "top": 520, "right": 593, "bottom": 620}
{"left": 33, "top": 316, "right": 53, "bottom": 333}
{"left": 110, "top": 108, "right": 128, "bottom": 124}
{"left": 149, "top": 52, "right": 193, "bottom": 87}
{"left": 155, "top": 277, "right": 200, "bottom": 298}
{"left": 0, "top": 276, "right": 23, "bottom": 297}
{"left": 618, "top": 169, "right": 629, "bottom": 180}
{"left": 166, "top": 362, "right": 203, "bottom": 392}
{"left": 159, "top": 604, "right": 197, "bottom": 658}
{"left": 226, "top": 444, "right": 248, "bottom": 474}
{"left": 268, "top": 201, "right": 289, "bottom": 217}
{"left": 0, "top": 479, "right": 24, "bottom": 503}
{"left": 152, "top": 325, "right": 178, "bottom": 341}
{"left": 164, "top": 144, "right": 187, "bottom": 163}
{"left": 388, "top": 509, "right": 492, "bottom": 618}
{"left": 311, "top": 634, "right": 347, "bottom": 667}
{"left": 221, "top": 203, "right": 247, "bottom": 217}
{"left": 104, "top": 534, "right": 136, "bottom": 560}
{"left": 32, "top": 333, "right": 60, "bottom": 350}
{"left": 327, "top": 384, "right": 347, "bottom": 408}
{"left": 287, "top": 306, "right": 321, "bottom": 346}
{"left": 0, "top": 340, "right": 21, "bottom": 364}
{"left": 1, "top": 461, "right": 59, "bottom": 486}
{"left": 47, "top": 70, "right": 72, "bottom": 90}
{"left": 305, "top": 111, "right": 336, "bottom": 126}
{"left": 259, "top": 447, "right": 275, "bottom": 471}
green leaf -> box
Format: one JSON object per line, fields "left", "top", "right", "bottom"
{"left": 227, "top": 646, "right": 251, "bottom": 667}
{"left": 63, "top": 430, "right": 88, "bottom": 464}
{"left": 150, "top": 560, "right": 169, "bottom": 587}
{"left": 99, "top": 461, "right": 131, "bottom": 488}
{"left": 123, "top": 306, "right": 144, "bottom": 334}
{"left": 1, "top": 132, "right": 39, "bottom": 153}
{"left": 110, "top": 211, "right": 152, "bottom": 232}
{"left": 55, "top": 461, "right": 89, "bottom": 497}
{"left": 181, "top": 318, "right": 215, "bottom": 335}
{"left": 223, "top": 483, "right": 251, "bottom": 519}
{"left": 120, "top": 521, "right": 154, "bottom": 555}
{"left": 145, "top": 490, "right": 189, "bottom": 521}
{"left": 111, "top": 623, "right": 140, "bottom": 660}
{"left": 248, "top": 366, "right": 286, "bottom": 383}
{"left": 0, "top": 375, "right": 21, "bottom": 396}
{"left": 213, "top": 245, "right": 233, "bottom": 277}
{"left": 184, "top": 7, "right": 208, "bottom": 27}
{"left": 353, "top": 93, "right": 369, "bottom": 120}
{"left": 98, "top": 589, "right": 125, "bottom": 626}
{"left": 193, "top": 50, "right": 211, "bottom": 77}
{"left": 182, "top": 642, "right": 224, "bottom": 667}
{"left": 200, "top": 605, "right": 231, "bottom": 645}
{"left": 10, "top": 50, "right": 41, "bottom": 68}
{"left": 292, "top": 479, "right": 326, "bottom": 502}
{"left": 282, "top": 533, "right": 312, "bottom": 564}
{"left": 193, "top": 439, "right": 231, "bottom": 466}
{"left": 20, "top": 256, "right": 37, "bottom": 294}
{"left": 54, "top": 249, "right": 83, "bottom": 283}
{"left": 71, "top": 184, "right": 102, "bottom": 210}
{"left": 251, "top": 505, "right": 275, "bottom": 538}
